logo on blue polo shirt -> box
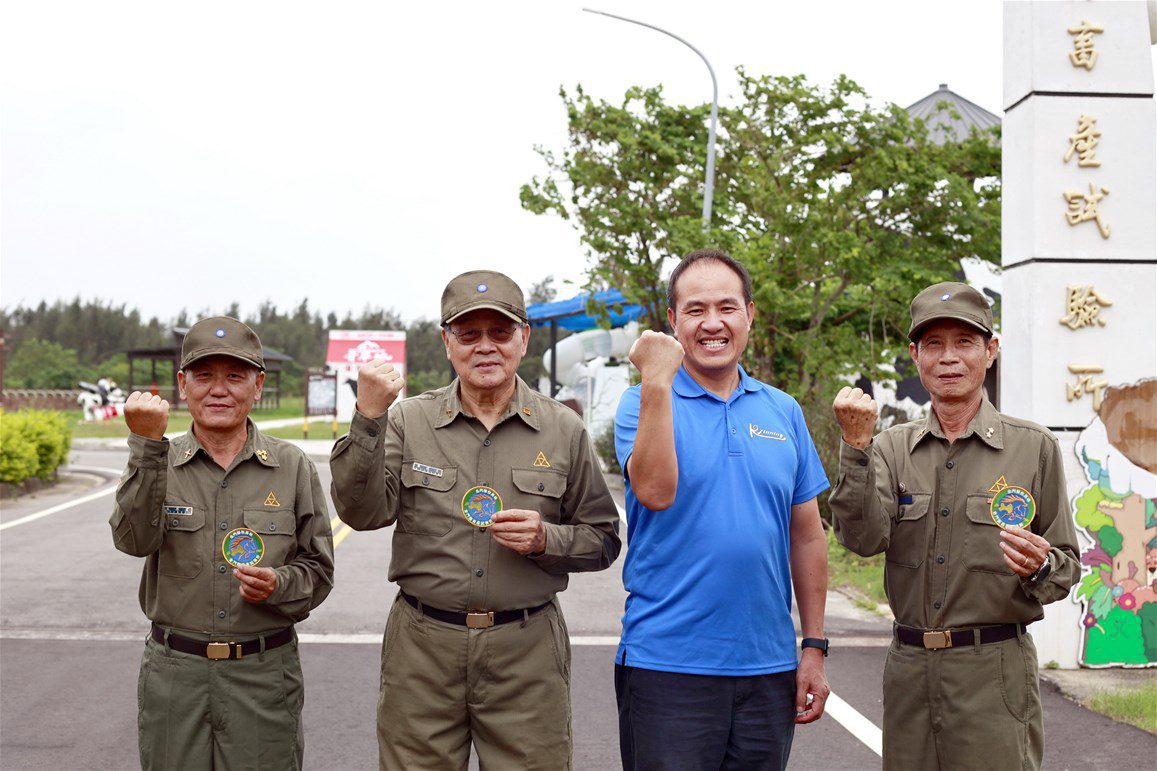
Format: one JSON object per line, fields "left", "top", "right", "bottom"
{"left": 749, "top": 424, "right": 787, "bottom": 441}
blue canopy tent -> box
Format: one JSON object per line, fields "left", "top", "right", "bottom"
{"left": 526, "top": 289, "right": 647, "bottom": 397}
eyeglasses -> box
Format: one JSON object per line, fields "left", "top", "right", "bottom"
{"left": 446, "top": 324, "right": 523, "bottom": 345}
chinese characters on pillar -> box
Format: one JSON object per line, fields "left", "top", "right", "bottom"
{"left": 1066, "top": 365, "right": 1109, "bottom": 411}
{"left": 1064, "top": 115, "right": 1101, "bottom": 167}
{"left": 1068, "top": 21, "right": 1103, "bottom": 70}
{"left": 1062, "top": 22, "right": 1111, "bottom": 239}
{"left": 1059, "top": 285, "right": 1113, "bottom": 330}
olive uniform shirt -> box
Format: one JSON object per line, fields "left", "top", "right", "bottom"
{"left": 329, "top": 376, "right": 621, "bottom": 612}
{"left": 111, "top": 422, "right": 335, "bottom": 634}
{"left": 828, "top": 398, "right": 1079, "bottom": 629}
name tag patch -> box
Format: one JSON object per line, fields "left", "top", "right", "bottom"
{"left": 163, "top": 505, "right": 194, "bottom": 516}
{"left": 412, "top": 462, "right": 444, "bottom": 478}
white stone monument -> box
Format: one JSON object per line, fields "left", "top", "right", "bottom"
{"left": 1002, "top": 1, "right": 1156, "bottom": 668}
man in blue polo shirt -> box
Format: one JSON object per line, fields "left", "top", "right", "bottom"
{"left": 614, "top": 248, "right": 831, "bottom": 770}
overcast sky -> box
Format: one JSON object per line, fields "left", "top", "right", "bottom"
{"left": 1, "top": 1, "right": 1152, "bottom": 325}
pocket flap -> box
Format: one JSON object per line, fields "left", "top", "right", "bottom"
{"left": 401, "top": 462, "right": 457, "bottom": 493}
{"left": 896, "top": 493, "right": 931, "bottom": 522}
{"left": 966, "top": 494, "right": 1001, "bottom": 527}
{"left": 511, "top": 468, "right": 567, "bottom": 499}
{"left": 163, "top": 505, "right": 205, "bottom": 532}
{"left": 243, "top": 508, "right": 297, "bottom": 537}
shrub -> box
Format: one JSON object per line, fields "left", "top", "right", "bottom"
{"left": 0, "top": 410, "right": 73, "bottom": 484}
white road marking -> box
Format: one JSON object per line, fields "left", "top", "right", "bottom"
{"left": 614, "top": 502, "right": 627, "bottom": 521}
{"left": 0, "top": 484, "right": 117, "bottom": 532}
{"left": 825, "top": 691, "right": 884, "bottom": 757}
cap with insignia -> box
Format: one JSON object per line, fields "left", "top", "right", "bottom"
{"left": 440, "top": 270, "right": 527, "bottom": 326}
{"left": 907, "top": 281, "right": 994, "bottom": 342}
{"left": 180, "top": 316, "right": 265, "bottom": 371}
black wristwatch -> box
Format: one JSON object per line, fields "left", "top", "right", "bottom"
{"left": 1026, "top": 558, "right": 1052, "bottom": 585}
{"left": 801, "top": 637, "right": 829, "bottom": 657}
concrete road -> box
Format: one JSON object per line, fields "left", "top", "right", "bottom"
{"left": 2, "top": 444, "right": 1153, "bottom": 769}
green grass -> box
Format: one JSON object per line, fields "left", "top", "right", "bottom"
{"left": 1086, "top": 684, "right": 1157, "bottom": 734}
{"left": 263, "top": 423, "right": 350, "bottom": 441}
{"left": 826, "top": 527, "right": 888, "bottom": 607}
{"left": 68, "top": 396, "right": 309, "bottom": 439}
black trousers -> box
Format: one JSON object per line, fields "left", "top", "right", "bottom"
{"left": 615, "top": 664, "right": 797, "bottom": 771}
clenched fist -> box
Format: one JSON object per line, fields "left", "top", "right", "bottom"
{"left": 832, "top": 386, "right": 878, "bottom": 450}
{"left": 124, "top": 391, "right": 170, "bottom": 440}
{"left": 628, "top": 331, "right": 685, "bottom": 386}
{"left": 357, "top": 360, "right": 405, "bottom": 419}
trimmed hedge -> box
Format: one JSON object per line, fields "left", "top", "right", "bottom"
{"left": 0, "top": 410, "right": 72, "bottom": 485}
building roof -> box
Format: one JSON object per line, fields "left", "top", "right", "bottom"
{"left": 905, "top": 83, "right": 1000, "bottom": 145}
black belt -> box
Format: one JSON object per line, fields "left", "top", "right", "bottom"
{"left": 400, "top": 591, "right": 550, "bottom": 629}
{"left": 150, "top": 623, "right": 294, "bottom": 660}
{"left": 896, "top": 623, "right": 1026, "bottom": 650}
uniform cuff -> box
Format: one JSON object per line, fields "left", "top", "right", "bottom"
{"left": 127, "top": 433, "right": 169, "bottom": 466}
{"left": 348, "top": 409, "right": 387, "bottom": 451}
{"left": 839, "top": 439, "right": 872, "bottom": 475}
{"left": 529, "top": 522, "right": 562, "bottom": 559}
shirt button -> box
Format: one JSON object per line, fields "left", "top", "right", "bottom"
{"left": 731, "top": 427, "right": 736, "bottom": 434}
{"left": 269, "top": 523, "right": 277, "bottom": 532}
{"left": 483, "top": 439, "right": 492, "bottom": 447}
{"left": 538, "top": 483, "right": 545, "bottom": 492}
{"left": 218, "top": 610, "right": 227, "bottom": 619}
{"left": 422, "top": 478, "right": 429, "bottom": 486}
{"left": 937, "top": 555, "right": 946, "bottom": 564}
{"left": 171, "top": 518, "right": 180, "bottom": 527}
{"left": 857, "top": 459, "right": 868, "bottom": 467}
{"left": 946, "top": 461, "right": 955, "bottom": 469}
{"left": 941, "top": 508, "right": 950, "bottom": 517}
{"left": 221, "top": 480, "right": 228, "bottom": 488}
{"left": 220, "top": 522, "right": 228, "bottom": 530}
{"left": 366, "top": 424, "right": 379, "bottom": 437}
{"left": 933, "top": 601, "right": 942, "bottom": 609}
{"left": 218, "top": 564, "right": 227, "bottom": 573}
{"left": 475, "top": 569, "right": 484, "bottom": 577}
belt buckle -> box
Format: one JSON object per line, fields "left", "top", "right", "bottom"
{"left": 466, "top": 612, "right": 494, "bottom": 629}
{"left": 923, "top": 630, "right": 953, "bottom": 650}
{"left": 206, "top": 642, "right": 236, "bottom": 660}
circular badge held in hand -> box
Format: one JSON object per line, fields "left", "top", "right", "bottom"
{"left": 990, "top": 487, "right": 1036, "bottom": 529}
{"left": 461, "top": 486, "right": 502, "bottom": 528}
{"left": 222, "top": 528, "right": 265, "bottom": 568}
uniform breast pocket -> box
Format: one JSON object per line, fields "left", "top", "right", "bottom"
{"left": 242, "top": 509, "right": 298, "bottom": 566}
{"left": 399, "top": 462, "right": 458, "bottom": 536}
{"left": 886, "top": 493, "right": 931, "bottom": 569}
{"left": 510, "top": 468, "right": 567, "bottom": 523}
{"left": 964, "top": 494, "right": 1014, "bottom": 575}
{"left": 159, "top": 505, "right": 206, "bottom": 578}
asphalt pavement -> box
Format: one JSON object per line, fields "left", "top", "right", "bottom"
{"left": 1, "top": 443, "right": 1152, "bottom": 769}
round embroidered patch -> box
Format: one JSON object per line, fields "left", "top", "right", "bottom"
{"left": 222, "top": 528, "right": 265, "bottom": 567}
{"left": 990, "top": 486, "right": 1036, "bottom": 529}
{"left": 461, "top": 485, "right": 502, "bottom": 528}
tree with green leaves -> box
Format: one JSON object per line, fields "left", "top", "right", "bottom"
{"left": 522, "top": 72, "right": 1000, "bottom": 406}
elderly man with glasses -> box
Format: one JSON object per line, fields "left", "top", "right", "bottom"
{"left": 330, "top": 269, "right": 621, "bottom": 770}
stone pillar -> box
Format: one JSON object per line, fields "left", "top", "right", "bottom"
{"left": 1002, "top": 1, "right": 1156, "bottom": 668}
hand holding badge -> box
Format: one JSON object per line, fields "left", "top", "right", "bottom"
{"left": 988, "top": 476, "right": 1052, "bottom": 577}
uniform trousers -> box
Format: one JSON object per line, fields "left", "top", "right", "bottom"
{"left": 376, "top": 593, "right": 573, "bottom": 770}
{"left": 137, "top": 632, "right": 304, "bottom": 770}
{"left": 883, "top": 629, "right": 1043, "bottom": 770}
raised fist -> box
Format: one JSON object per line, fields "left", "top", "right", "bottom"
{"left": 357, "top": 360, "right": 405, "bottom": 419}
{"left": 124, "top": 391, "right": 170, "bottom": 440}
{"left": 628, "top": 331, "right": 685, "bottom": 386}
{"left": 832, "top": 386, "right": 878, "bottom": 450}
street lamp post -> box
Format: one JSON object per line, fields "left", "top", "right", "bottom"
{"left": 583, "top": 8, "right": 718, "bottom": 231}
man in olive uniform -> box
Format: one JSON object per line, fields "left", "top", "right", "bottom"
{"left": 111, "top": 317, "right": 335, "bottom": 770}
{"left": 829, "top": 283, "right": 1079, "bottom": 770}
{"left": 330, "top": 270, "right": 621, "bottom": 770}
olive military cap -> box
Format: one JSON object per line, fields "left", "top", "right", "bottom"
{"left": 180, "top": 316, "right": 265, "bottom": 370}
{"left": 908, "top": 282, "right": 994, "bottom": 342}
{"left": 440, "top": 270, "right": 527, "bottom": 326}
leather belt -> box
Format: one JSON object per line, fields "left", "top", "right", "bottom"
{"left": 896, "top": 623, "right": 1026, "bottom": 650}
{"left": 400, "top": 591, "right": 550, "bottom": 629}
{"left": 150, "top": 623, "right": 294, "bottom": 660}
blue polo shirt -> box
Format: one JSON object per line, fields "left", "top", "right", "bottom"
{"left": 613, "top": 365, "right": 829, "bottom": 676}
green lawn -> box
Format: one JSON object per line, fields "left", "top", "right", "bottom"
{"left": 1087, "top": 683, "right": 1157, "bottom": 734}
{"left": 826, "top": 527, "right": 888, "bottom": 609}
{"left": 69, "top": 396, "right": 309, "bottom": 439}
{"left": 263, "top": 422, "right": 351, "bottom": 441}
